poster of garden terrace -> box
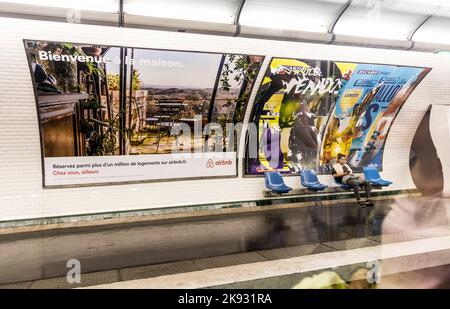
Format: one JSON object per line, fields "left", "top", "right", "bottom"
{"left": 24, "top": 40, "right": 264, "bottom": 187}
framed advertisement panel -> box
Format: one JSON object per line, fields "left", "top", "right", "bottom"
{"left": 245, "top": 57, "right": 431, "bottom": 176}
{"left": 23, "top": 40, "right": 264, "bottom": 187}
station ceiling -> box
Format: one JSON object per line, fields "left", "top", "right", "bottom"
{"left": 1, "top": 0, "right": 449, "bottom": 52}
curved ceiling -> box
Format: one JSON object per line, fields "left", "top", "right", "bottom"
{"left": 1, "top": 0, "right": 450, "bottom": 52}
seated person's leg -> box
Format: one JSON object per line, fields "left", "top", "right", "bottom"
{"left": 361, "top": 180, "right": 372, "bottom": 200}
{"left": 347, "top": 179, "right": 361, "bottom": 201}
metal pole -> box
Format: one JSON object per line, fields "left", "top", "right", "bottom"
{"left": 117, "top": 0, "right": 127, "bottom": 154}
{"left": 119, "top": 48, "right": 128, "bottom": 154}
{"left": 204, "top": 55, "right": 226, "bottom": 150}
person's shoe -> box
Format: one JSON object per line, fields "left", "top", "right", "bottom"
{"left": 356, "top": 200, "right": 366, "bottom": 208}
{"left": 365, "top": 199, "right": 374, "bottom": 206}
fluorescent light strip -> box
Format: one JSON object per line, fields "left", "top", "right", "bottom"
{"left": 0, "top": 0, "right": 119, "bottom": 12}
{"left": 123, "top": 0, "right": 238, "bottom": 24}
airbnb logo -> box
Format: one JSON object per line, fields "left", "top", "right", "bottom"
{"left": 215, "top": 160, "right": 232, "bottom": 165}
{"left": 206, "top": 159, "right": 215, "bottom": 168}
{"left": 206, "top": 158, "right": 233, "bottom": 168}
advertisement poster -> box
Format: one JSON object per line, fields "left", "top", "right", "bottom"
{"left": 246, "top": 57, "right": 430, "bottom": 176}
{"left": 24, "top": 40, "right": 263, "bottom": 186}
{"left": 320, "top": 64, "right": 431, "bottom": 172}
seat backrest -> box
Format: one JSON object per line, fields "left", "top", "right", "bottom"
{"left": 265, "top": 171, "right": 285, "bottom": 187}
{"left": 333, "top": 176, "right": 342, "bottom": 185}
{"left": 363, "top": 166, "right": 381, "bottom": 181}
{"left": 301, "top": 169, "right": 319, "bottom": 185}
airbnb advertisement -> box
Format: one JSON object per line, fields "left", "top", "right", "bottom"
{"left": 24, "top": 40, "right": 263, "bottom": 186}
{"left": 44, "top": 153, "right": 236, "bottom": 186}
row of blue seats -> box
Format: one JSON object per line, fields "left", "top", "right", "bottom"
{"left": 265, "top": 166, "right": 393, "bottom": 194}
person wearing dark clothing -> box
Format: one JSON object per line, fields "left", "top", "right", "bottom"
{"left": 332, "top": 154, "right": 373, "bottom": 207}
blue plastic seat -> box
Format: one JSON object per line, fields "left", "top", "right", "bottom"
{"left": 334, "top": 177, "right": 351, "bottom": 190}
{"left": 363, "top": 166, "right": 392, "bottom": 186}
{"left": 265, "top": 171, "right": 293, "bottom": 194}
{"left": 300, "top": 169, "right": 328, "bottom": 191}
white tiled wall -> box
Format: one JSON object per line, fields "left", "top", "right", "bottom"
{"left": 0, "top": 17, "right": 449, "bottom": 222}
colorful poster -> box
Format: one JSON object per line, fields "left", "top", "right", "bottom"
{"left": 24, "top": 40, "right": 263, "bottom": 186}
{"left": 321, "top": 65, "right": 431, "bottom": 172}
{"left": 246, "top": 58, "right": 347, "bottom": 175}
{"left": 246, "top": 57, "right": 430, "bottom": 176}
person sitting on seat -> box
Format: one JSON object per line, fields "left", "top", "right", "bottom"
{"left": 332, "top": 154, "right": 373, "bottom": 207}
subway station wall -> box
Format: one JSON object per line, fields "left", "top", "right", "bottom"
{"left": 0, "top": 17, "right": 449, "bottom": 222}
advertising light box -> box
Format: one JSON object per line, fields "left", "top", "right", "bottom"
{"left": 24, "top": 40, "right": 264, "bottom": 187}
{"left": 246, "top": 57, "right": 430, "bottom": 176}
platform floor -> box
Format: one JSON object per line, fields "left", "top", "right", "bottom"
{"left": 0, "top": 194, "right": 448, "bottom": 288}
